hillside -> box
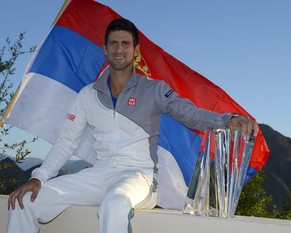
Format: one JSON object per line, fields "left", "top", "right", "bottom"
{"left": 260, "top": 124, "right": 291, "bottom": 209}
{"left": 0, "top": 157, "right": 40, "bottom": 187}
{"left": 0, "top": 158, "right": 91, "bottom": 188}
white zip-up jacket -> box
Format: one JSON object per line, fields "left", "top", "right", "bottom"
{"left": 32, "top": 67, "right": 231, "bottom": 183}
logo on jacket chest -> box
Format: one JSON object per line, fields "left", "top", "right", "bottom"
{"left": 67, "top": 113, "right": 75, "bottom": 121}
{"left": 128, "top": 97, "right": 137, "bottom": 106}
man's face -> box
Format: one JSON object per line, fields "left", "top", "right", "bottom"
{"left": 103, "top": 30, "right": 140, "bottom": 71}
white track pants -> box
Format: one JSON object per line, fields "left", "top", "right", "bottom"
{"left": 7, "top": 166, "right": 153, "bottom": 233}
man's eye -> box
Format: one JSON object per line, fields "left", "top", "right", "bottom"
{"left": 122, "top": 42, "right": 130, "bottom": 47}
{"left": 110, "top": 42, "right": 117, "bottom": 47}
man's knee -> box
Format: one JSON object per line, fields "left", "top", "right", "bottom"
{"left": 99, "top": 194, "right": 132, "bottom": 217}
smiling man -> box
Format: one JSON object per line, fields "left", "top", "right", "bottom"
{"left": 7, "top": 18, "right": 257, "bottom": 233}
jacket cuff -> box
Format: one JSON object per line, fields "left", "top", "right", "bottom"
{"left": 31, "top": 168, "right": 48, "bottom": 184}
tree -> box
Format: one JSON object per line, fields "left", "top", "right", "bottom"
{"left": 280, "top": 189, "right": 291, "bottom": 220}
{"left": 236, "top": 170, "right": 280, "bottom": 218}
{"left": 0, "top": 33, "right": 37, "bottom": 194}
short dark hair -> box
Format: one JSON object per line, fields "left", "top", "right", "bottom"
{"left": 104, "top": 18, "right": 139, "bottom": 47}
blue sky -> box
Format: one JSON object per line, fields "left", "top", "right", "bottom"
{"left": 1, "top": 0, "right": 291, "bottom": 159}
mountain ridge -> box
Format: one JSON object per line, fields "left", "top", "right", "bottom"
{"left": 260, "top": 123, "right": 291, "bottom": 209}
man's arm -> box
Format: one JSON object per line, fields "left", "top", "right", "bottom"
{"left": 156, "top": 81, "right": 257, "bottom": 139}
{"left": 7, "top": 86, "right": 90, "bottom": 209}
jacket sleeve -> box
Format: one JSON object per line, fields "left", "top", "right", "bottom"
{"left": 155, "top": 81, "right": 232, "bottom": 132}
{"left": 31, "top": 86, "right": 89, "bottom": 183}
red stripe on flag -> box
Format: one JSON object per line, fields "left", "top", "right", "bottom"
{"left": 55, "top": 0, "right": 120, "bottom": 46}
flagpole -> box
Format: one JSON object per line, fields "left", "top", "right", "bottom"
{"left": 0, "top": 0, "right": 72, "bottom": 128}
{"left": 52, "top": 0, "right": 72, "bottom": 25}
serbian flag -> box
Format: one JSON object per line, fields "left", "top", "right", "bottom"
{"left": 3, "top": 0, "right": 269, "bottom": 210}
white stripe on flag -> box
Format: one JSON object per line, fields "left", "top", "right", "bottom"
{"left": 157, "top": 146, "right": 188, "bottom": 210}
{"left": 6, "top": 73, "right": 77, "bottom": 144}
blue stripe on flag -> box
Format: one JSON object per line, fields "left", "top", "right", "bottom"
{"left": 29, "top": 26, "right": 106, "bottom": 93}
{"left": 244, "top": 166, "right": 259, "bottom": 186}
{"left": 158, "top": 113, "right": 202, "bottom": 186}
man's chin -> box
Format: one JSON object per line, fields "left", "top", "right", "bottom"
{"left": 109, "top": 62, "right": 132, "bottom": 71}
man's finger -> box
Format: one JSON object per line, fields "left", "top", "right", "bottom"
{"left": 30, "top": 188, "right": 39, "bottom": 202}
{"left": 8, "top": 191, "right": 17, "bottom": 210}
{"left": 242, "top": 116, "right": 257, "bottom": 140}
{"left": 17, "top": 190, "right": 25, "bottom": 209}
{"left": 252, "top": 120, "right": 258, "bottom": 136}
{"left": 245, "top": 117, "right": 253, "bottom": 139}
{"left": 7, "top": 193, "right": 12, "bottom": 210}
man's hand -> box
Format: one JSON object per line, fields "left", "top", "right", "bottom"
{"left": 227, "top": 114, "right": 258, "bottom": 140}
{"left": 8, "top": 178, "right": 41, "bottom": 210}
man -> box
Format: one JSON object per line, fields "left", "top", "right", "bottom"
{"left": 7, "top": 18, "right": 257, "bottom": 233}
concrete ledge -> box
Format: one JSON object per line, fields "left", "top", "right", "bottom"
{"left": 1, "top": 195, "right": 291, "bottom": 233}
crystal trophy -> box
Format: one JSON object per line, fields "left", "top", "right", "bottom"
{"left": 183, "top": 128, "right": 255, "bottom": 218}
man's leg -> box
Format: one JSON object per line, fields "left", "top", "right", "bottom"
{"left": 7, "top": 194, "right": 71, "bottom": 233}
{"left": 98, "top": 169, "right": 152, "bottom": 233}
{"left": 7, "top": 168, "right": 106, "bottom": 233}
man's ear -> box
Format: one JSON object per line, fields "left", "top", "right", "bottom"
{"left": 103, "top": 44, "right": 107, "bottom": 56}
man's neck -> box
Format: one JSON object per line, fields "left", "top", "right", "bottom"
{"left": 109, "top": 67, "right": 133, "bottom": 98}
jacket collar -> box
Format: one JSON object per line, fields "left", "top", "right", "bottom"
{"left": 93, "top": 66, "right": 138, "bottom": 93}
